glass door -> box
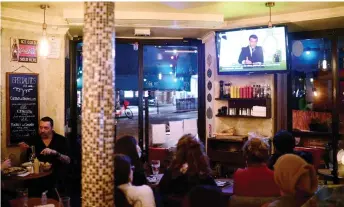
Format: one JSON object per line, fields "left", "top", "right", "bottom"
{"left": 115, "top": 43, "right": 139, "bottom": 139}
{"left": 142, "top": 45, "right": 199, "bottom": 148}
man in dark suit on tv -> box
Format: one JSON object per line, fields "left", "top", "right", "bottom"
{"left": 238, "top": 34, "right": 264, "bottom": 66}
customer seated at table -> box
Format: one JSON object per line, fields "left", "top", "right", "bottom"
{"left": 233, "top": 138, "right": 280, "bottom": 197}
{"left": 115, "top": 136, "right": 147, "bottom": 186}
{"left": 263, "top": 154, "right": 318, "bottom": 207}
{"left": 182, "top": 185, "right": 225, "bottom": 207}
{"left": 115, "top": 154, "right": 156, "bottom": 207}
{"left": 1, "top": 159, "right": 12, "bottom": 207}
{"left": 268, "top": 130, "right": 313, "bottom": 170}
{"left": 159, "top": 134, "right": 217, "bottom": 203}
{"left": 18, "top": 117, "right": 70, "bottom": 196}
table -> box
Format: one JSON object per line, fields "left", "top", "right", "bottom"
{"left": 317, "top": 169, "right": 344, "bottom": 184}
{"left": 215, "top": 178, "right": 234, "bottom": 196}
{"left": 3, "top": 170, "right": 53, "bottom": 181}
{"left": 10, "top": 197, "right": 59, "bottom": 207}
{"left": 147, "top": 175, "right": 233, "bottom": 196}
{"left": 302, "top": 185, "right": 344, "bottom": 207}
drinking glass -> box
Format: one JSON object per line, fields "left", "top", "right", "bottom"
{"left": 29, "top": 146, "right": 36, "bottom": 162}
{"left": 151, "top": 160, "right": 160, "bottom": 176}
{"left": 16, "top": 188, "right": 28, "bottom": 207}
{"left": 59, "top": 197, "right": 71, "bottom": 207}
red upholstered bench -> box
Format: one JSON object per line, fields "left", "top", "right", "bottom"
{"left": 149, "top": 147, "right": 172, "bottom": 173}
{"left": 294, "top": 147, "right": 324, "bottom": 170}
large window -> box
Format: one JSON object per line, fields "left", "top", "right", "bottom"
{"left": 72, "top": 40, "right": 203, "bottom": 146}
{"left": 291, "top": 38, "right": 332, "bottom": 136}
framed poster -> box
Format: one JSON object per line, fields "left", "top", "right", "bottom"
{"left": 6, "top": 73, "right": 39, "bottom": 146}
{"left": 10, "top": 38, "right": 38, "bottom": 63}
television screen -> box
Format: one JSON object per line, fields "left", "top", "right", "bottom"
{"left": 216, "top": 26, "right": 288, "bottom": 74}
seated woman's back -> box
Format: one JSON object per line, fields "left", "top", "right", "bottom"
{"left": 159, "top": 168, "right": 216, "bottom": 196}
{"left": 234, "top": 166, "right": 280, "bottom": 197}
{"left": 115, "top": 154, "right": 156, "bottom": 207}
{"left": 233, "top": 138, "right": 280, "bottom": 197}
{"left": 158, "top": 134, "right": 216, "bottom": 206}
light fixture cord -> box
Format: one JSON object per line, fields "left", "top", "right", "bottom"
{"left": 269, "top": 6, "right": 272, "bottom": 23}
{"left": 44, "top": 7, "right": 46, "bottom": 24}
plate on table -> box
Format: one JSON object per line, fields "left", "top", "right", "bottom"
{"left": 147, "top": 175, "right": 158, "bottom": 183}
{"left": 216, "top": 180, "right": 231, "bottom": 187}
{"left": 21, "top": 162, "right": 32, "bottom": 167}
{"left": 2, "top": 167, "right": 28, "bottom": 176}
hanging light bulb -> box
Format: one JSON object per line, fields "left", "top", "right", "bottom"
{"left": 313, "top": 88, "right": 318, "bottom": 97}
{"left": 321, "top": 51, "right": 328, "bottom": 71}
{"left": 39, "top": 5, "right": 50, "bottom": 57}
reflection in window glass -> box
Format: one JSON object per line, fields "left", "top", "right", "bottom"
{"left": 291, "top": 38, "right": 332, "bottom": 134}
{"left": 124, "top": 91, "right": 134, "bottom": 98}
{"left": 339, "top": 36, "right": 344, "bottom": 135}
{"left": 143, "top": 45, "right": 198, "bottom": 147}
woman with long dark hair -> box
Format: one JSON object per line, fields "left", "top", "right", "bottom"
{"left": 115, "top": 136, "right": 147, "bottom": 186}
{"left": 114, "top": 154, "right": 156, "bottom": 207}
{"left": 158, "top": 134, "right": 217, "bottom": 205}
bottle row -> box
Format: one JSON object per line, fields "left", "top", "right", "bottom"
{"left": 219, "top": 81, "right": 271, "bottom": 99}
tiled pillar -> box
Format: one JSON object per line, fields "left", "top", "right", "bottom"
{"left": 82, "top": 2, "right": 115, "bottom": 207}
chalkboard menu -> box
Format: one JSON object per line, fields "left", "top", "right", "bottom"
{"left": 6, "top": 73, "right": 39, "bottom": 145}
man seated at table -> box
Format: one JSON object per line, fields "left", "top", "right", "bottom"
{"left": 267, "top": 130, "right": 313, "bottom": 170}
{"left": 19, "top": 117, "right": 70, "bottom": 194}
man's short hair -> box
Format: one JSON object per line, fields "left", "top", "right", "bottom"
{"left": 40, "top": 117, "right": 54, "bottom": 128}
{"left": 273, "top": 130, "right": 295, "bottom": 153}
{"left": 249, "top": 34, "right": 258, "bottom": 41}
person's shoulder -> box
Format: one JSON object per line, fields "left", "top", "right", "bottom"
{"left": 53, "top": 132, "right": 68, "bottom": 143}
{"left": 233, "top": 168, "right": 247, "bottom": 179}
{"left": 130, "top": 185, "right": 154, "bottom": 196}
{"left": 53, "top": 132, "right": 66, "bottom": 139}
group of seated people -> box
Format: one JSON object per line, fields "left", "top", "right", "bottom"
{"left": 114, "top": 130, "right": 318, "bottom": 207}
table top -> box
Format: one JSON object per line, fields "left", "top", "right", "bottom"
{"left": 302, "top": 185, "right": 344, "bottom": 207}
{"left": 147, "top": 174, "right": 233, "bottom": 196}
{"left": 215, "top": 178, "right": 233, "bottom": 196}
{"left": 3, "top": 170, "right": 52, "bottom": 181}
{"left": 318, "top": 169, "right": 344, "bottom": 179}
{"left": 10, "top": 197, "right": 59, "bottom": 207}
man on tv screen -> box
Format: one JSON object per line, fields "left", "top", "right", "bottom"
{"left": 238, "top": 34, "right": 264, "bottom": 66}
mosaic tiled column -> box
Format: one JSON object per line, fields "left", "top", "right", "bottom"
{"left": 82, "top": 2, "right": 115, "bottom": 207}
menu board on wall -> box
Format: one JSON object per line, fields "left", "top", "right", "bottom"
{"left": 6, "top": 73, "right": 39, "bottom": 145}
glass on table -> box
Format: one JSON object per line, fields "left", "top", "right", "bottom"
{"left": 59, "top": 197, "right": 71, "bottom": 207}
{"left": 151, "top": 160, "right": 160, "bottom": 176}
{"left": 16, "top": 188, "right": 28, "bottom": 207}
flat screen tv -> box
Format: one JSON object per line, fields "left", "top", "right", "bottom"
{"left": 216, "top": 25, "right": 289, "bottom": 74}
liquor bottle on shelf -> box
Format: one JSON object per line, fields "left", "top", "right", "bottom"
{"left": 253, "top": 85, "right": 256, "bottom": 98}
{"left": 257, "top": 85, "right": 261, "bottom": 98}
{"left": 266, "top": 84, "right": 271, "bottom": 98}
{"left": 261, "top": 84, "right": 265, "bottom": 98}
{"left": 219, "top": 81, "right": 224, "bottom": 98}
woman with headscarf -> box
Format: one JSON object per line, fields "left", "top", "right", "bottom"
{"left": 263, "top": 154, "right": 318, "bottom": 207}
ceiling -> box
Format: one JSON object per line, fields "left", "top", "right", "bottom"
{"left": 2, "top": 1, "right": 344, "bottom": 38}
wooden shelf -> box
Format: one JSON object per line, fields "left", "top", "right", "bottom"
{"left": 216, "top": 114, "right": 271, "bottom": 119}
{"left": 215, "top": 98, "right": 271, "bottom": 101}
{"left": 208, "top": 137, "right": 248, "bottom": 143}
{"left": 292, "top": 131, "right": 332, "bottom": 137}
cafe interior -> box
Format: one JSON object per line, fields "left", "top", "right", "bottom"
{"left": 1, "top": 1, "right": 344, "bottom": 207}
